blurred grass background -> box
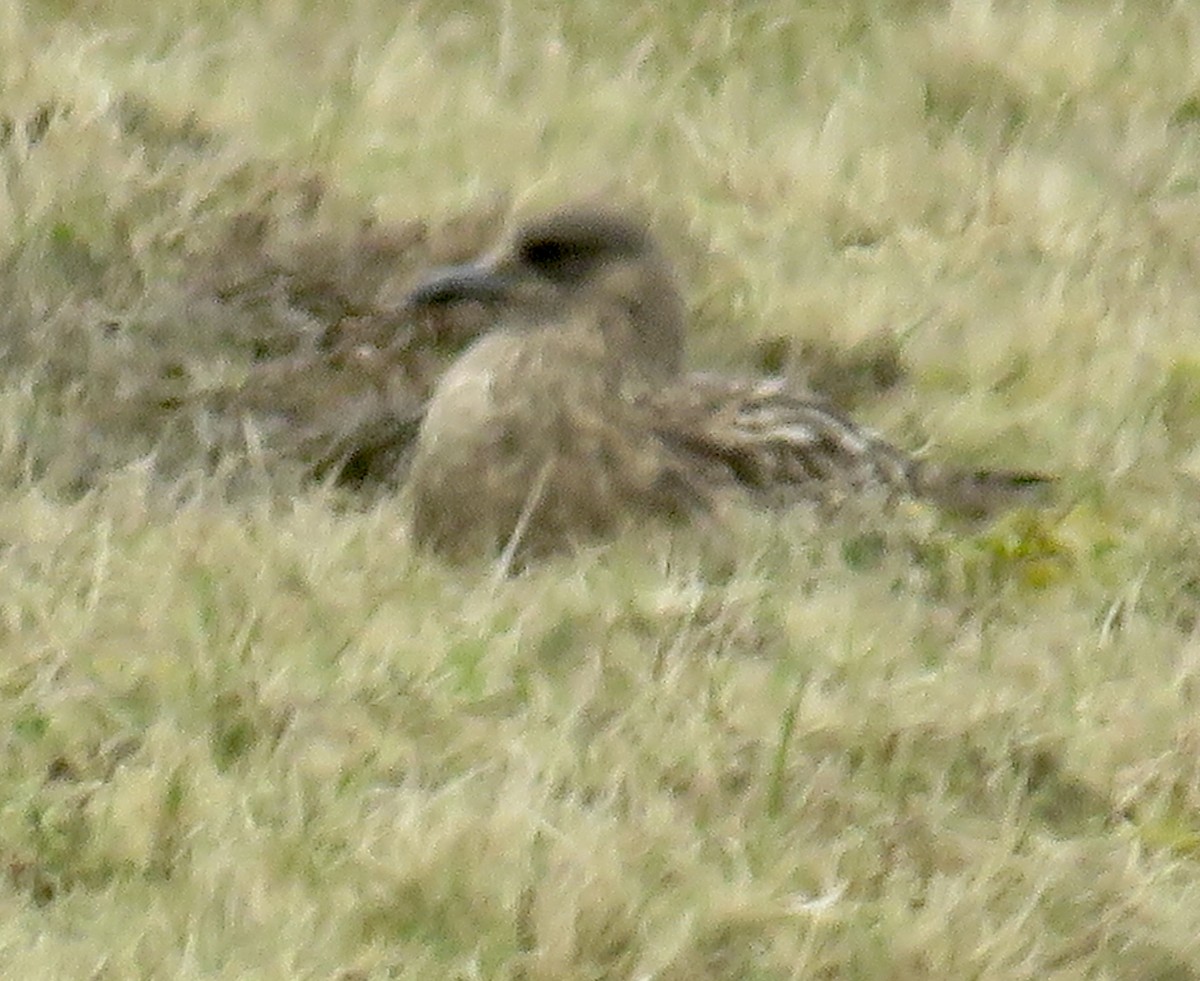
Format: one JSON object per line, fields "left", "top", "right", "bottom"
{"left": 3, "top": 0, "right": 1200, "bottom": 977}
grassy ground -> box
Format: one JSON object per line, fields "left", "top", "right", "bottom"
{"left": 4, "top": 0, "right": 1200, "bottom": 977}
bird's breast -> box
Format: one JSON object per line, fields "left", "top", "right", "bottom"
{"left": 419, "top": 356, "right": 497, "bottom": 451}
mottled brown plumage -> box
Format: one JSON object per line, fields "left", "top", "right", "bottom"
{"left": 405, "top": 207, "right": 1051, "bottom": 563}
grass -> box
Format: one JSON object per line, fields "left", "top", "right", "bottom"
{"left": 3, "top": 0, "right": 1200, "bottom": 976}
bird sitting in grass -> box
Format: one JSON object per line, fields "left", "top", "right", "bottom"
{"left": 403, "top": 207, "right": 1051, "bottom": 565}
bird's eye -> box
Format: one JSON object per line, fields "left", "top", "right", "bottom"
{"left": 518, "top": 237, "right": 600, "bottom": 283}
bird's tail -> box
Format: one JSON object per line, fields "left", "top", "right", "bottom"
{"left": 909, "top": 463, "right": 1055, "bottom": 518}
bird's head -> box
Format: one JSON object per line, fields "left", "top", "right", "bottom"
{"left": 404, "top": 207, "right": 686, "bottom": 379}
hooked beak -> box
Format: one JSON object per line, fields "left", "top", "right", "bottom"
{"left": 404, "top": 261, "right": 515, "bottom": 310}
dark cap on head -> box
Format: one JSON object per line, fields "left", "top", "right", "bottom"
{"left": 511, "top": 209, "right": 654, "bottom": 283}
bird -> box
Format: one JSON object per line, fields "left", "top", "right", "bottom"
{"left": 402, "top": 206, "right": 1052, "bottom": 565}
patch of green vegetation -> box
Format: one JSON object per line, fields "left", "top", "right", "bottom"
{"left": 1161, "top": 357, "right": 1200, "bottom": 450}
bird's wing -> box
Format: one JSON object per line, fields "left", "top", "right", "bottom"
{"left": 646, "top": 373, "right": 915, "bottom": 504}
{"left": 647, "top": 373, "right": 1052, "bottom": 515}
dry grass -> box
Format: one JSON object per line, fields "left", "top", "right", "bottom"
{"left": 3, "top": 0, "right": 1200, "bottom": 977}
